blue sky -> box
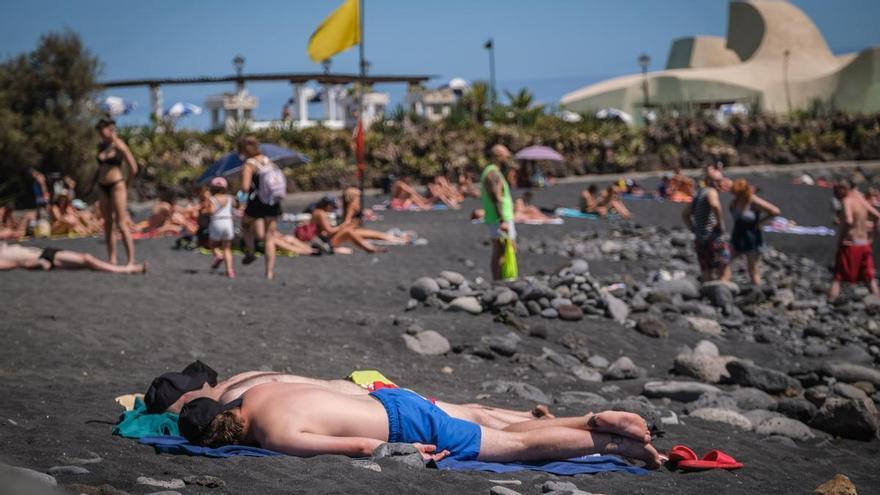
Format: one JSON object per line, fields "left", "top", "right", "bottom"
{"left": 2, "top": 0, "right": 879, "bottom": 128}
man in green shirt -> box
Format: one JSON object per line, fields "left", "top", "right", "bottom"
{"left": 480, "top": 144, "right": 516, "bottom": 280}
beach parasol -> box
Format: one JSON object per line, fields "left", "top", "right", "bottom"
{"left": 595, "top": 108, "right": 634, "bottom": 125}
{"left": 97, "top": 96, "right": 136, "bottom": 116}
{"left": 165, "top": 102, "right": 203, "bottom": 118}
{"left": 196, "top": 144, "right": 310, "bottom": 185}
{"left": 515, "top": 145, "right": 564, "bottom": 162}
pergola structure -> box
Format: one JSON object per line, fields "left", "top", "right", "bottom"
{"left": 99, "top": 72, "right": 433, "bottom": 128}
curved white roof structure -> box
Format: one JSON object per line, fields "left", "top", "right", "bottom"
{"left": 561, "top": 1, "right": 880, "bottom": 117}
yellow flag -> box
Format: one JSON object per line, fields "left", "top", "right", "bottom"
{"left": 307, "top": 0, "right": 360, "bottom": 63}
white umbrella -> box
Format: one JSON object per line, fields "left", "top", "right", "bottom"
{"left": 165, "top": 102, "right": 203, "bottom": 118}
{"left": 595, "top": 108, "right": 634, "bottom": 125}
{"left": 98, "top": 96, "right": 136, "bottom": 116}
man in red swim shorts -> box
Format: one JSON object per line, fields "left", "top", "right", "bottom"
{"left": 829, "top": 181, "right": 880, "bottom": 300}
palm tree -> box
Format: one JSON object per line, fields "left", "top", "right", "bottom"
{"left": 503, "top": 88, "right": 544, "bottom": 126}
{"left": 462, "top": 81, "right": 490, "bottom": 123}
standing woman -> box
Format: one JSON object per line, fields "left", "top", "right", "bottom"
{"left": 95, "top": 118, "right": 138, "bottom": 265}
{"left": 729, "top": 179, "right": 780, "bottom": 286}
{"left": 239, "top": 135, "right": 281, "bottom": 279}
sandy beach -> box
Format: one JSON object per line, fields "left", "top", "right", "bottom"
{"left": 1, "top": 169, "right": 879, "bottom": 495}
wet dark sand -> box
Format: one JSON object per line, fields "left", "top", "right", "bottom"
{"left": 1, "top": 172, "right": 878, "bottom": 494}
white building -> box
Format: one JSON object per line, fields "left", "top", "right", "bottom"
{"left": 406, "top": 77, "right": 470, "bottom": 122}
{"left": 205, "top": 87, "right": 258, "bottom": 133}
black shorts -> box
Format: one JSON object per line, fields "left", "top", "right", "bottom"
{"left": 40, "top": 247, "right": 61, "bottom": 268}
{"left": 244, "top": 197, "right": 282, "bottom": 219}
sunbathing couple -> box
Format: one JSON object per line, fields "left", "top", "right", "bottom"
{"left": 472, "top": 191, "right": 560, "bottom": 224}
{"left": 580, "top": 184, "right": 632, "bottom": 219}
{"left": 0, "top": 241, "right": 146, "bottom": 273}
{"left": 391, "top": 175, "right": 477, "bottom": 210}
{"left": 147, "top": 362, "right": 662, "bottom": 468}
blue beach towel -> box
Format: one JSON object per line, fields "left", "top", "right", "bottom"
{"left": 436, "top": 454, "right": 649, "bottom": 476}
{"left": 138, "top": 436, "right": 646, "bottom": 476}
{"left": 554, "top": 208, "right": 601, "bottom": 219}
{"left": 112, "top": 397, "right": 179, "bottom": 439}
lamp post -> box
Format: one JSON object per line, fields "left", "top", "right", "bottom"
{"left": 233, "top": 54, "right": 245, "bottom": 94}
{"left": 638, "top": 53, "right": 651, "bottom": 108}
{"left": 484, "top": 38, "right": 496, "bottom": 106}
{"left": 322, "top": 58, "right": 332, "bottom": 75}
{"left": 783, "top": 49, "right": 792, "bottom": 114}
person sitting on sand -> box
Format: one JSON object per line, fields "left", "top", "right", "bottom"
{"left": 729, "top": 179, "right": 780, "bottom": 286}
{"left": 0, "top": 203, "right": 34, "bottom": 240}
{"left": 178, "top": 383, "right": 663, "bottom": 468}
{"left": 828, "top": 180, "right": 880, "bottom": 301}
{"left": 580, "top": 184, "right": 601, "bottom": 214}
{"left": 49, "top": 190, "right": 90, "bottom": 236}
{"left": 146, "top": 362, "right": 553, "bottom": 430}
{"left": 309, "top": 196, "right": 386, "bottom": 253}
{"left": 595, "top": 185, "right": 633, "bottom": 219}
{"left": 0, "top": 242, "right": 146, "bottom": 274}
{"left": 457, "top": 173, "right": 481, "bottom": 198}
{"left": 514, "top": 192, "right": 558, "bottom": 224}
{"left": 390, "top": 177, "right": 434, "bottom": 211}
{"left": 682, "top": 165, "right": 731, "bottom": 282}
{"left": 427, "top": 176, "right": 464, "bottom": 209}
{"left": 665, "top": 167, "right": 695, "bottom": 202}
{"left": 340, "top": 188, "right": 410, "bottom": 245}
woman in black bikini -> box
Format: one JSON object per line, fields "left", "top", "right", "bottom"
{"left": 95, "top": 118, "right": 138, "bottom": 265}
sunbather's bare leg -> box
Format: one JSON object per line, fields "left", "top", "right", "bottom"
{"left": 499, "top": 411, "right": 651, "bottom": 444}
{"left": 331, "top": 230, "right": 387, "bottom": 253}
{"left": 355, "top": 228, "right": 411, "bottom": 244}
{"left": 477, "top": 425, "right": 662, "bottom": 468}
{"left": 275, "top": 235, "right": 315, "bottom": 255}
{"left": 54, "top": 250, "right": 146, "bottom": 274}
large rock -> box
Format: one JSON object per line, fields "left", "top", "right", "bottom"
{"left": 674, "top": 353, "right": 734, "bottom": 384}
{"left": 754, "top": 416, "right": 815, "bottom": 441}
{"left": 821, "top": 362, "right": 880, "bottom": 387}
{"left": 483, "top": 332, "right": 520, "bottom": 357}
{"left": 689, "top": 408, "right": 753, "bottom": 430}
{"left": 635, "top": 315, "right": 667, "bottom": 338}
{"left": 701, "top": 281, "right": 737, "bottom": 312}
{"left": 685, "top": 316, "right": 723, "bottom": 336}
{"left": 773, "top": 398, "right": 818, "bottom": 423}
{"left": 814, "top": 474, "right": 858, "bottom": 495}
{"left": 602, "top": 292, "right": 629, "bottom": 324}
{"left": 603, "top": 357, "right": 645, "bottom": 381}
{"left": 643, "top": 380, "right": 721, "bottom": 402}
{"left": 0, "top": 464, "right": 56, "bottom": 487}
{"left": 654, "top": 278, "right": 700, "bottom": 299}
{"left": 810, "top": 397, "right": 880, "bottom": 441}
{"left": 482, "top": 380, "right": 551, "bottom": 404}
{"left": 402, "top": 331, "right": 451, "bottom": 355}
{"left": 731, "top": 387, "right": 776, "bottom": 410}
{"left": 726, "top": 360, "right": 802, "bottom": 394}
{"left": 410, "top": 277, "right": 440, "bottom": 301}
{"left": 372, "top": 443, "right": 426, "bottom": 469}
{"left": 438, "top": 270, "right": 465, "bottom": 286}
{"left": 447, "top": 296, "right": 483, "bottom": 315}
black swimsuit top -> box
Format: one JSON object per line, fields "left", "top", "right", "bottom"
{"left": 97, "top": 141, "right": 123, "bottom": 167}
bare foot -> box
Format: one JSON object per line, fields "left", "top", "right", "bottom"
{"left": 599, "top": 434, "right": 663, "bottom": 469}
{"left": 531, "top": 405, "right": 555, "bottom": 419}
{"left": 587, "top": 411, "right": 650, "bottom": 443}
{"left": 266, "top": 272, "right": 274, "bottom": 280}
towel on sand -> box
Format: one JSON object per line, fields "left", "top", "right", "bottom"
{"left": 554, "top": 208, "right": 601, "bottom": 219}
{"left": 112, "top": 397, "right": 179, "bottom": 438}
{"left": 762, "top": 217, "right": 836, "bottom": 236}
{"left": 139, "top": 436, "right": 646, "bottom": 475}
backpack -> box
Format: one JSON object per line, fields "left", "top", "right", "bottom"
{"left": 254, "top": 157, "right": 287, "bottom": 205}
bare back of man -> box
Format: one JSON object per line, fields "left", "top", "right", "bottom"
{"left": 829, "top": 188, "right": 880, "bottom": 299}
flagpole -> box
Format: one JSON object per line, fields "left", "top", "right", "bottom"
{"left": 357, "top": 0, "right": 366, "bottom": 216}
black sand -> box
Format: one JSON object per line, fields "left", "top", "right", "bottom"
{"left": 1, "top": 172, "right": 878, "bottom": 494}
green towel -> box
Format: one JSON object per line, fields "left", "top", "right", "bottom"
{"left": 112, "top": 396, "right": 179, "bottom": 438}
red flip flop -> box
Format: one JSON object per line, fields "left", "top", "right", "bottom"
{"left": 668, "top": 445, "right": 743, "bottom": 471}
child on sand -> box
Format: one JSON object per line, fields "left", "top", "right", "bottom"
{"left": 205, "top": 177, "right": 236, "bottom": 278}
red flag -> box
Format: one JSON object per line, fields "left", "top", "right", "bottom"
{"left": 355, "top": 119, "right": 365, "bottom": 179}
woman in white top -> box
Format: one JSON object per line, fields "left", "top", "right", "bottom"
{"left": 205, "top": 177, "right": 237, "bottom": 278}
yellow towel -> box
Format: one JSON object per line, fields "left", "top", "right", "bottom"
{"left": 348, "top": 370, "right": 395, "bottom": 388}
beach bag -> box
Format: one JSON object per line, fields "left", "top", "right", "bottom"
{"left": 500, "top": 236, "right": 518, "bottom": 281}
{"left": 295, "top": 222, "right": 318, "bottom": 242}
{"left": 255, "top": 157, "right": 286, "bottom": 205}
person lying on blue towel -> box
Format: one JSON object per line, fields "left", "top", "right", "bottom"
{"left": 145, "top": 362, "right": 553, "bottom": 430}
{"left": 178, "top": 383, "right": 664, "bottom": 467}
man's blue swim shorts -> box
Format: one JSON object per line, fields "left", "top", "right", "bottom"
{"left": 370, "top": 388, "right": 482, "bottom": 461}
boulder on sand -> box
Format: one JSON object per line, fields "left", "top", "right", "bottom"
{"left": 685, "top": 316, "right": 723, "bottom": 336}
{"left": 642, "top": 380, "right": 721, "bottom": 402}
{"left": 603, "top": 357, "right": 645, "bottom": 381}
{"left": 447, "top": 296, "right": 483, "bottom": 315}
{"left": 635, "top": 315, "right": 667, "bottom": 338}
{"left": 689, "top": 408, "right": 753, "bottom": 430}
{"left": 401, "top": 331, "right": 451, "bottom": 355}
{"left": 410, "top": 277, "right": 440, "bottom": 301}
{"left": 726, "top": 360, "right": 802, "bottom": 394}
{"left": 674, "top": 353, "right": 734, "bottom": 384}
{"left": 810, "top": 397, "right": 880, "bottom": 441}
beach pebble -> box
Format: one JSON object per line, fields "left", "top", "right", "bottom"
{"left": 183, "top": 475, "right": 225, "bottom": 488}
{"left": 402, "top": 331, "right": 450, "bottom": 355}
{"left": 773, "top": 398, "right": 817, "bottom": 422}
{"left": 351, "top": 459, "right": 382, "bottom": 472}
{"left": 810, "top": 397, "right": 880, "bottom": 441}
{"left": 493, "top": 289, "right": 518, "bottom": 307}
{"left": 689, "top": 408, "right": 753, "bottom": 430}
{"left": 65, "top": 484, "right": 127, "bottom": 495}
{"left": 603, "top": 357, "right": 645, "bottom": 381}
{"left": 405, "top": 298, "right": 418, "bottom": 310}
{"left": 653, "top": 278, "right": 700, "bottom": 299}
{"left": 557, "top": 304, "right": 584, "bottom": 321}
{"left": 371, "top": 443, "right": 426, "bottom": 469}
{"left": 490, "top": 487, "right": 523, "bottom": 495}
{"left": 693, "top": 340, "right": 720, "bottom": 356}
{"left": 685, "top": 316, "right": 723, "bottom": 336}
{"left": 642, "top": 380, "right": 721, "bottom": 402}
{"left": 571, "top": 365, "right": 602, "bottom": 382}
{"left": 833, "top": 383, "right": 869, "bottom": 401}
{"left": 754, "top": 416, "right": 815, "bottom": 441}
{"left": 602, "top": 292, "right": 629, "bottom": 324}
{"left": 136, "top": 477, "right": 185, "bottom": 490}
{"left": 726, "top": 360, "right": 802, "bottom": 394}
{"left": 47, "top": 465, "right": 89, "bottom": 475}
{"left": 814, "top": 474, "right": 858, "bottom": 495}
{"left": 674, "top": 353, "right": 733, "bottom": 384}
{"left": 410, "top": 277, "right": 440, "bottom": 301}
{"left": 0, "top": 464, "right": 56, "bottom": 486}
{"left": 686, "top": 393, "right": 738, "bottom": 412}
{"left": 439, "top": 270, "right": 465, "bottom": 286}
{"left": 821, "top": 362, "right": 880, "bottom": 387}
{"left": 447, "top": 296, "right": 483, "bottom": 315}
{"left": 482, "top": 380, "right": 551, "bottom": 404}
{"left": 483, "top": 332, "right": 520, "bottom": 357}
{"left": 731, "top": 387, "right": 775, "bottom": 410}
{"left": 542, "top": 480, "right": 579, "bottom": 493}
{"left": 587, "top": 355, "right": 609, "bottom": 369}
{"left": 635, "top": 315, "right": 667, "bottom": 338}
{"left": 540, "top": 308, "right": 559, "bottom": 319}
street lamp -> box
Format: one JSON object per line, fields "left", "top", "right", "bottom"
{"left": 322, "top": 58, "right": 332, "bottom": 75}
{"left": 638, "top": 53, "right": 651, "bottom": 108}
{"left": 233, "top": 54, "right": 245, "bottom": 77}
{"left": 484, "top": 38, "right": 496, "bottom": 106}
{"left": 783, "top": 49, "right": 792, "bottom": 114}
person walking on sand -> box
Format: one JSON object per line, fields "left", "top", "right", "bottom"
{"left": 682, "top": 165, "right": 731, "bottom": 282}
{"left": 729, "top": 179, "right": 780, "bottom": 286}
{"left": 828, "top": 180, "right": 880, "bottom": 301}
{"left": 480, "top": 144, "right": 516, "bottom": 280}
{"left": 0, "top": 242, "right": 146, "bottom": 274}
{"left": 238, "top": 135, "right": 285, "bottom": 280}
{"left": 93, "top": 118, "right": 138, "bottom": 266}
{"left": 205, "top": 177, "right": 236, "bottom": 278}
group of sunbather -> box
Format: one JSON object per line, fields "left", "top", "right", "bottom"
{"left": 389, "top": 173, "right": 480, "bottom": 211}
{"left": 143, "top": 361, "right": 663, "bottom": 468}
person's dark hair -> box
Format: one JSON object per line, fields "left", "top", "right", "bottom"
{"left": 237, "top": 135, "right": 260, "bottom": 156}
{"left": 588, "top": 184, "right": 598, "bottom": 194}
{"left": 201, "top": 410, "right": 243, "bottom": 447}
{"left": 95, "top": 118, "right": 116, "bottom": 131}
{"left": 316, "top": 195, "right": 337, "bottom": 210}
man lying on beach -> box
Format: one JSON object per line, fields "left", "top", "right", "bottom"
{"left": 179, "top": 383, "right": 663, "bottom": 468}
{"left": 514, "top": 192, "right": 558, "bottom": 224}
{"left": 0, "top": 242, "right": 147, "bottom": 274}
{"left": 145, "top": 362, "right": 553, "bottom": 430}
{"left": 390, "top": 177, "right": 435, "bottom": 211}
